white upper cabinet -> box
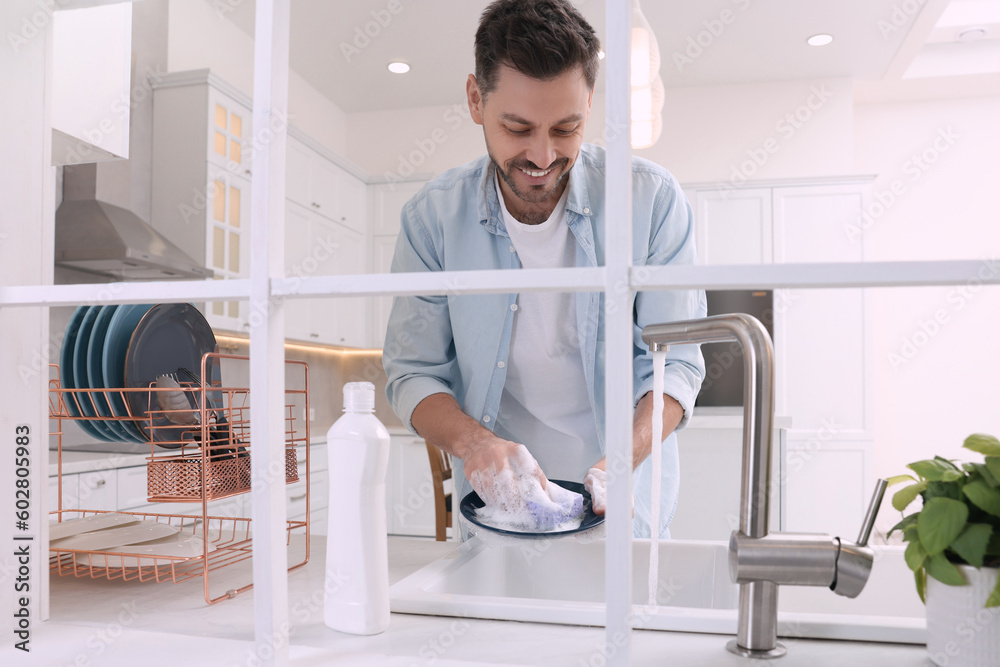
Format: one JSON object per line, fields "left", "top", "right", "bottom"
{"left": 694, "top": 188, "right": 772, "bottom": 265}
{"left": 152, "top": 73, "right": 255, "bottom": 333}
{"left": 286, "top": 136, "right": 368, "bottom": 235}
{"left": 153, "top": 71, "right": 371, "bottom": 344}
{"left": 51, "top": 3, "right": 132, "bottom": 164}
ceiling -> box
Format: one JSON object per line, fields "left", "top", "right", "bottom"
{"left": 222, "top": 0, "right": 1000, "bottom": 113}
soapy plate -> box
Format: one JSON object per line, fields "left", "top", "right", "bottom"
{"left": 460, "top": 480, "right": 604, "bottom": 539}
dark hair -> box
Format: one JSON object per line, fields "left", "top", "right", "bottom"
{"left": 475, "top": 0, "right": 601, "bottom": 97}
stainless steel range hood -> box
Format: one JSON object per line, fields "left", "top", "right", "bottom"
{"left": 55, "top": 164, "right": 212, "bottom": 281}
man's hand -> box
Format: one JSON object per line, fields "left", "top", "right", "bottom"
{"left": 463, "top": 434, "right": 548, "bottom": 505}
{"left": 583, "top": 464, "right": 634, "bottom": 517}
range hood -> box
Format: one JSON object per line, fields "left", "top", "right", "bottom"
{"left": 55, "top": 165, "right": 212, "bottom": 281}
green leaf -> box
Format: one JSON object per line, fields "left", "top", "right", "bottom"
{"left": 941, "top": 469, "right": 964, "bottom": 482}
{"left": 886, "top": 474, "right": 917, "bottom": 487}
{"left": 889, "top": 513, "right": 919, "bottom": 538}
{"left": 917, "top": 497, "right": 969, "bottom": 555}
{"left": 925, "top": 480, "right": 964, "bottom": 502}
{"left": 924, "top": 552, "right": 968, "bottom": 586}
{"left": 965, "top": 434, "right": 1000, "bottom": 457}
{"left": 949, "top": 524, "right": 993, "bottom": 567}
{"left": 987, "top": 458, "right": 1000, "bottom": 483}
{"left": 903, "top": 524, "right": 919, "bottom": 542}
{"left": 988, "top": 531, "right": 1000, "bottom": 556}
{"left": 964, "top": 480, "right": 1000, "bottom": 517}
{"left": 905, "top": 539, "right": 928, "bottom": 571}
{"left": 934, "top": 456, "right": 962, "bottom": 471}
{"left": 976, "top": 463, "right": 1000, "bottom": 488}
{"left": 915, "top": 568, "right": 927, "bottom": 604}
{"left": 909, "top": 459, "right": 961, "bottom": 481}
{"left": 988, "top": 572, "right": 1000, "bottom": 608}
{"left": 893, "top": 481, "right": 927, "bottom": 511}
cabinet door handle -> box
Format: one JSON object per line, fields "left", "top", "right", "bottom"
{"left": 311, "top": 202, "right": 320, "bottom": 209}
{"left": 290, "top": 493, "right": 307, "bottom": 501}
{"left": 94, "top": 479, "right": 106, "bottom": 487}
{"left": 244, "top": 169, "right": 252, "bottom": 176}
{"left": 310, "top": 333, "right": 319, "bottom": 338}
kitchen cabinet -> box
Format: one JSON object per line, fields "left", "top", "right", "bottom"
{"left": 49, "top": 441, "right": 329, "bottom": 532}
{"left": 386, "top": 434, "right": 438, "bottom": 537}
{"left": 286, "top": 136, "right": 368, "bottom": 235}
{"left": 51, "top": 3, "right": 132, "bottom": 164}
{"left": 151, "top": 72, "right": 254, "bottom": 333}
{"left": 285, "top": 201, "right": 367, "bottom": 346}
{"left": 153, "top": 71, "right": 371, "bottom": 344}
{"left": 368, "top": 180, "right": 427, "bottom": 348}
{"left": 686, "top": 178, "right": 874, "bottom": 536}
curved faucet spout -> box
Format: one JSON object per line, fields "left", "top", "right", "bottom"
{"left": 642, "top": 313, "right": 775, "bottom": 539}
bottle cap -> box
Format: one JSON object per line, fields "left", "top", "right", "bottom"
{"left": 342, "top": 381, "right": 375, "bottom": 412}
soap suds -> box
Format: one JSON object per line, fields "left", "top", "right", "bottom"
{"left": 471, "top": 445, "right": 585, "bottom": 533}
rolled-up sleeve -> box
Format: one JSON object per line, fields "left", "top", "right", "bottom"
{"left": 382, "top": 200, "right": 458, "bottom": 432}
{"left": 632, "top": 174, "right": 706, "bottom": 430}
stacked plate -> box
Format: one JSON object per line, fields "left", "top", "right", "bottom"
{"left": 59, "top": 303, "right": 219, "bottom": 446}
{"left": 49, "top": 513, "right": 216, "bottom": 566}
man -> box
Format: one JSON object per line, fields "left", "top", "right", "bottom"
{"left": 383, "top": 0, "right": 705, "bottom": 537}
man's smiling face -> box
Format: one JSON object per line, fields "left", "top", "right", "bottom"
{"left": 468, "top": 64, "right": 593, "bottom": 224}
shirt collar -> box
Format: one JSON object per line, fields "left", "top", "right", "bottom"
{"left": 478, "top": 147, "right": 595, "bottom": 235}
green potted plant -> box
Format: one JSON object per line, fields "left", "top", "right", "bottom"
{"left": 888, "top": 433, "right": 1000, "bottom": 667}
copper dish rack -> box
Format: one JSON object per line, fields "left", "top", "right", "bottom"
{"left": 48, "top": 353, "right": 311, "bottom": 604}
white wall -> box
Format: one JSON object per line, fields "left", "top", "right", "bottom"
{"left": 344, "top": 77, "right": 857, "bottom": 186}
{"left": 167, "top": 0, "right": 349, "bottom": 157}
{"left": 854, "top": 93, "right": 1000, "bottom": 483}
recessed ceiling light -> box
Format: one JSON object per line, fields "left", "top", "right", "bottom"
{"left": 957, "top": 27, "right": 988, "bottom": 42}
{"left": 806, "top": 34, "right": 834, "bottom": 47}
{"left": 387, "top": 61, "right": 410, "bottom": 74}
{"left": 598, "top": 50, "right": 606, "bottom": 60}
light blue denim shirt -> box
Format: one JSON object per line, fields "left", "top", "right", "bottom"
{"left": 383, "top": 143, "right": 706, "bottom": 537}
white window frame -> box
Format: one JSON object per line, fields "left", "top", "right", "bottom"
{"left": 3, "top": 1, "right": 999, "bottom": 665}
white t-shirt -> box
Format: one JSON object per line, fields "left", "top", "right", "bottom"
{"left": 492, "top": 175, "right": 602, "bottom": 483}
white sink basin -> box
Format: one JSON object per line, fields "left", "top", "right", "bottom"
{"left": 390, "top": 535, "right": 926, "bottom": 644}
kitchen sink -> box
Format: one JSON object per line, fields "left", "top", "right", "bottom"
{"left": 390, "top": 534, "right": 926, "bottom": 644}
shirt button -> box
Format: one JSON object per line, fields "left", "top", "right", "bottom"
{"left": 509, "top": 245, "right": 516, "bottom": 253}
{"left": 583, "top": 207, "right": 590, "bottom": 214}
{"left": 483, "top": 415, "right": 491, "bottom": 423}
{"left": 497, "top": 361, "right": 505, "bottom": 368}
{"left": 510, "top": 304, "right": 518, "bottom": 311}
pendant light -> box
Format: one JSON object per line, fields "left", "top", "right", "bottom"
{"left": 631, "top": 0, "right": 663, "bottom": 149}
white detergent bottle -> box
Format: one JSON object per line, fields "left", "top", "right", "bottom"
{"left": 324, "top": 381, "right": 391, "bottom": 635}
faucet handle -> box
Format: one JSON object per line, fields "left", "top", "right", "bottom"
{"left": 856, "top": 478, "right": 888, "bottom": 547}
{"left": 832, "top": 478, "right": 888, "bottom": 598}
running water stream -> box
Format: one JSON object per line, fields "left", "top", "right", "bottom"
{"left": 648, "top": 350, "right": 667, "bottom": 606}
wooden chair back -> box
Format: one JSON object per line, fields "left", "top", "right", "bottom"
{"left": 424, "top": 441, "right": 453, "bottom": 541}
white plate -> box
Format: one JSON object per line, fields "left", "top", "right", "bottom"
{"left": 75, "top": 533, "right": 216, "bottom": 567}
{"left": 51, "top": 520, "right": 179, "bottom": 551}
{"left": 49, "top": 513, "right": 139, "bottom": 541}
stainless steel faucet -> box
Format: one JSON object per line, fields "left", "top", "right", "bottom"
{"left": 642, "top": 313, "right": 887, "bottom": 659}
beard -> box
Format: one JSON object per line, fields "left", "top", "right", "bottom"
{"left": 485, "top": 138, "right": 571, "bottom": 212}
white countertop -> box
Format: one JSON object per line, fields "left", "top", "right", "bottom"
{"left": 32, "top": 536, "right": 932, "bottom": 666}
